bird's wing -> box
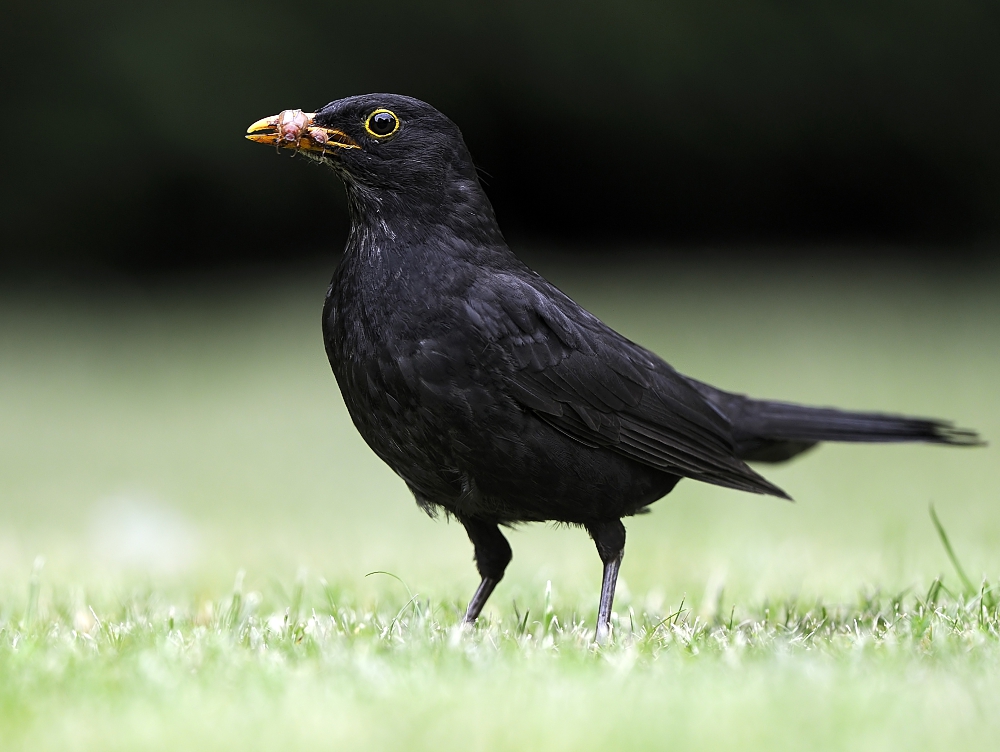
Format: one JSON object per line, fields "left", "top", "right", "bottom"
{"left": 467, "top": 273, "right": 789, "bottom": 499}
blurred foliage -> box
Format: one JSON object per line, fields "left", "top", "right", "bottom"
{"left": 1, "top": 0, "right": 998, "bottom": 270}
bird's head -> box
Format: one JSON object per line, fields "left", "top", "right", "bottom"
{"left": 246, "top": 93, "right": 483, "bottom": 205}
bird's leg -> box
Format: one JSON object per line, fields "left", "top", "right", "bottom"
{"left": 459, "top": 517, "right": 512, "bottom": 626}
{"left": 586, "top": 519, "right": 626, "bottom": 644}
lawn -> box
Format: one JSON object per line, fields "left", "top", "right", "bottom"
{"left": 1, "top": 250, "right": 998, "bottom": 749}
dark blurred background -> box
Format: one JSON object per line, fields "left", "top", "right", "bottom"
{"left": 1, "top": 0, "right": 998, "bottom": 273}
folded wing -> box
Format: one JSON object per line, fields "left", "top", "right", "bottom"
{"left": 470, "top": 273, "right": 791, "bottom": 499}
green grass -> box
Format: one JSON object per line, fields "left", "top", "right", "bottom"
{"left": 2, "top": 570, "right": 1000, "bottom": 750}
{"left": 1, "top": 251, "right": 998, "bottom": 749}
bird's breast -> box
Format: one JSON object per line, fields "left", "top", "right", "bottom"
{"left": 322, "top": 255, "right": 504, "bottom": 503}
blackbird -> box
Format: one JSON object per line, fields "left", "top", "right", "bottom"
{"left": 247, "top": 94, "right": 982, "bottom": 642}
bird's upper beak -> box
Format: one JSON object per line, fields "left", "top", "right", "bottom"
{"left": 246, "top": 109, "right": 359, "bottom": 153}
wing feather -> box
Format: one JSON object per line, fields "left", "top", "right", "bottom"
{"left": 481, "top": 274, "right": 789, "bottom": 499}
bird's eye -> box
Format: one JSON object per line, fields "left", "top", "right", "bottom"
{"left": 365, "top": 109, "right": 400, "bottom": 139}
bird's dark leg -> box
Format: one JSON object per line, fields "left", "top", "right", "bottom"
{"left": 586, "top": 519, "right": 626, "bottom": 644}
{"left": 459, "top": 517, "right": 512, "bottom": 626}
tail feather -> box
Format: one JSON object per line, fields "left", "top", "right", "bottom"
{"left": 740, "top": 400, "right": 983, "bottom": 446}
{"left": 684, "top": 377, "right": 984, "bottom": 464}
{"left": 733, "top": 400, "right": 983, "bottom": 462}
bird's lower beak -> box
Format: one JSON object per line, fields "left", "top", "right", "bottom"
{"left": 246, "top": 109, "right": 359, "bottom": 153}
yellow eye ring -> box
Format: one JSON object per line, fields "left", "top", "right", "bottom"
{"left": 364, "top": 109, "right": 400, "bottom": 139}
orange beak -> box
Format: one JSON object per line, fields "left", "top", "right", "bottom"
{"left": 246, "top": 109, "right": 359, "bottom": 153}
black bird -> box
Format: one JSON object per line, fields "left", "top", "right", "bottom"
{"left": 247, "top": 94, "right": 982, "bottom": 641}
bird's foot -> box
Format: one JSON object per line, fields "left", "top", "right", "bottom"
{"left": 594, "top": 621, "right": 612, "bottom": 645}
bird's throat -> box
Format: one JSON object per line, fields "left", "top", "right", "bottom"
{"left": 343, "top": 172, "right": 505, "bottom": 252}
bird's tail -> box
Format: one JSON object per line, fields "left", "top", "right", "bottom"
{"left": 684, "top": 378, "right": 984, "bottom": 463}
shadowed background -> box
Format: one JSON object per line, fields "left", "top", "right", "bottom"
{"left": 1, "top": 0, "right": 998, "bottom": 272}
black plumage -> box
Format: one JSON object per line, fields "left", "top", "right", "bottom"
{"left": 247, "top": 94, "right": 982, "bottom": 641}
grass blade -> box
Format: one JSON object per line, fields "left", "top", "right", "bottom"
{"left": 930, "top": 504, "right": 976, "bottom": 597}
